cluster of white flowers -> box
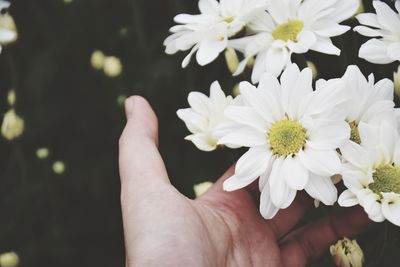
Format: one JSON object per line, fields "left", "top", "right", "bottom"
{"left": 165, "top": 0, "right": 362, "bottom": 82}
{"left": 169, "top": 0, "right": 400, "bottom": 227}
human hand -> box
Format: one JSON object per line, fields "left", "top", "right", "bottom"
{"left": 119, "top": 96, "right": 372, "bottom": 267}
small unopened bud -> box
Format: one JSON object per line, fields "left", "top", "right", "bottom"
{"left": 0, "top": 251, "right": 19, "bottom": 267}
{"left": 224, "top": 48, "right": 239, "bottom": 74}
{"left": 193, "top": 181, "right": 213, "bottom": 198}
{"left": 306, "top": 61, "right": 318, "bottom": 80}
{"left": 394, "top": 66, "right": 400, "bottom": 99}
{"left": 330, "top": 238, "right": 364, "bottom": 267}
{"left": 232, "top": 84, "right": 240, "bottom": 97}
{"left": 1, "top": 109, "right": 24, "bottom": 141}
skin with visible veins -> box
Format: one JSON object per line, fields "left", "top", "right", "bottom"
{"left": 119, "top": 96, "right": 372, "bottom": 267}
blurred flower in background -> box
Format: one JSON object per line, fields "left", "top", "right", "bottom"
{"left": 330, "top": 238, "right": 364, "bottom": 267}
{"left": 1, "top": 109, "right": 24, "bottom": 141}
{"left": 90, "top": 50, "right": 122, "bottom": 77}
{"left": 0, "top": 252, "right": 19, "bottom": 267}
{"left": 0, "top": 0, "right": 17, "bottom": 52}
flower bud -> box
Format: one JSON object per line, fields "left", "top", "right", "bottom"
{"left": 224, "top": 48, "right": 239, "bottom": 74}
{"left": 330, "top": 238, "right": 364, "bottom": 267}
{"left": 394, "top": 66, "right": 400, "bottom": 99}
{"left": 1, "top": 109, "right": 24, "bottom": 141}
{"left": 306, "top": 61, "right": 318, "bottom": 79}
{"left": 193, "top": 181, "right": 213, "bottom": 197}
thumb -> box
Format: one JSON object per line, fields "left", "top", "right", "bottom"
{"left": 119, "top": 96, "right": 170, "bottom": 200}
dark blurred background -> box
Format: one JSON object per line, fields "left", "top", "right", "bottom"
{"left": 0, "top": 0, "right": 399, "bottom": 266}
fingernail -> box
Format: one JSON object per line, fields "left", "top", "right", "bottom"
{"left": 125, "top": 97, "right": 135, "bottom": 119}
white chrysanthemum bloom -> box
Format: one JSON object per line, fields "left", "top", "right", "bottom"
{"left": 0, "top": 0, "right": 17, "bottom": 52}
{"left": 354, "top": 1, "right": 400, "bottom": 64}
{"left": 339, "top": 65, "right": 396, "bottom": 145}
{"left": 164, "top": 0, "right": 269, "bottom": 68}
{"left": 177, "top": 81, "right": 235, "bottom": 152}
{"left": 230, "top": 0, "right": 359, "bottom": 82}
{"left": 218, "top": 64, "right": 350, "bottom": 219}
{"left": 338, "top": 122, "right": 400, "bottom": 226}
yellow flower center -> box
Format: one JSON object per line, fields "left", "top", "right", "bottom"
{"left": 268, "top": 119, "right": 307, "bottom": 157}
{"left": 272, "top": 20, "right": 304, "bottom": 41}
{"left": 369, "top": 164, "right": 400, "bottom": 195}
{"left": 348, "top": 121, "right": 361, "bottom": 144}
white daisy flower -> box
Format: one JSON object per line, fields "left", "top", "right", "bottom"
{"left": 218, "top": 64, "right": 350, "bottom": 219}
{"left": 0, "top": 0, "right": 17, "bottom": 53}
{"left": 177, "top": 81, "right": 234, "bottom": 152}
{"left": 230, "top": 0, "right": 359, "bottom": 82}
{"left": 339, "top": 65, "right": 396, "bottom": 144}
{"left": 354, "top": 1, "right": 400, "bottom": 64}
{"left": 164, "top": 0, "right": 269, "bottom": 68}
{"left": 339, "top": 122, "right": 400, "bottom": 226}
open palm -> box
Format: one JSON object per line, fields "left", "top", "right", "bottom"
{"left": 119, "top": 96, "right": 371, "bottom": 267}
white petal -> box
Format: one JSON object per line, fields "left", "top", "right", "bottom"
{"left": 313, "top": 21, "right": 350, "bottom": 37}
{"left": 305, "top": 173, "right": 337, "bottom": 205}
{"left": 299, "top": 148, "right": 341, "bottom": 177}
{"left": 310, "top": 37, "right": 340, "bottom": 55}
{"left": 177, "top": 108, "right": 207, "bottom": 133}
{"left": 358, "top": 39, "right": 394, "bottom": 64}
{"left": 353, "top": 25, "right": 383, "bottom": 37}
{"left": 382, "top": 196, "right": 400, "bottom": 226}
{"left": 218, "top": 127, "right": 267, "bottom": 147}
{"left": 361, "top": 192, "right": 382, "bottom": 218}
{"left": 239, "top": 81, "right": 282, "bottom": 122}
{"left": 188, "top": 92, "right": 211, "bottom": 116}
{"left": 265, "top": 47, "right": 289, "bottom": 78}
{"left": 196, "top": 37, "right": 228, "bottom": 66}
{"left": 182, "top": 44, "right": 200, "bottom": 68}
{"left": 186, "top": 133, "right": 217, "bottom": 151}
{"left": 388, "top": 42, "right": 400, "bottom": 61}
{"left": 373, "top": 1, "right": 400, "bottom": 33}
{"left": 224, "top": 106, "right": 267, "bottom": 132}
{"left": 209, "top": 81, "right": 226, "bottom": 102}
{"left": 283, "top": 156, "right": 309, "bottom": 190}
{"left": 269, "top": 158, "right": 297, "bottom": 208}
{"left": 198, "top": 0, "right": 219, "bottom": 14}
{"left": 307, "top": 119, "right": 350, "bottom": 150}
{"left": 260, "top": 182, "right": 280, "bottom": 219}
{"left": 356, "top": 13, "right": 380, "bottom": 28}
{"left": 325, "top": 0, "right": 359, "bottom": 22}
{"left": 340, "top": 140, "right": 370, "bottom": 169}
{"left": 251, "top": 51, "right": 268, "bottom": 83}
{"left": 287, "top": 31, "right": 317, "bottom": 53}
{"left": 338, "top": 190, "right": 359, "bottom": 207}
{"left": 235, "top": 146, "right": 271, "bottom": 181}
